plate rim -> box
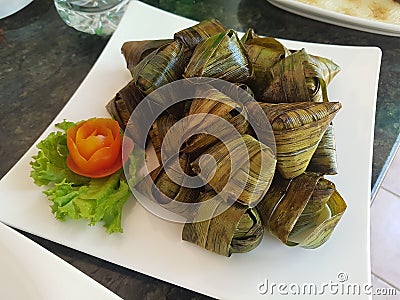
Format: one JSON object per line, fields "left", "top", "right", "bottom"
{"left": 267, "top": 0, "right": 400, "bottom": 36}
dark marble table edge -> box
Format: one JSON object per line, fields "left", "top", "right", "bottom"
{"left": 0, "top": 0, "right": 399, "bottom": 299}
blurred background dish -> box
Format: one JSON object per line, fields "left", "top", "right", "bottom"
{"left": 0, "top": 222, "right": 121, "bottom": 300}
{"left": 0, "top": 0, "right": 33, "bottom": 19}
{"left": 267, "top": 0, "right": 400, "bottom": 36}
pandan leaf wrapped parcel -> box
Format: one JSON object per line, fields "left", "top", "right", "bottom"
{"left": 106, "top": 20, "right": 347, "bottom": 256}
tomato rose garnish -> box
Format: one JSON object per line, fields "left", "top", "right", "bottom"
{"left": 66, "top": 118, "right": 133, "bottom": 178}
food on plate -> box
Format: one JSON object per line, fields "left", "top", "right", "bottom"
{"left": 105, "top": 80, "right": 144, "bottom": 130}
{"left": 294, "top": 0, "right": 400, "bottom": 25}
{"left": 106, "top": 19, "right": 228, "bottom": 129}
{"left": 178, "top": 88, "right": 250, "bottom": 154}
{"left": 33, "top": 19, "right": 347, "bottom": 252}
{"left": 184, "top": 29, "right": 252, "bottom": 82}
{"left": 174, "top": 19, "right": 227, "bottom": 50}
{"left": 148, "top": 114, "right": 177, "bottom": 164}
{"left": 241, "top": 32, "right": 291, "bottom": 100}
{"left": 190, "top": 135, "right": 276, "bottom": 207}
{"left": 131, "top": 40, "right": 191, "bottom": 96}
{"left": 135, "top": 154, "right": 201, "bottom": 217}
{"left": 182, "top": 190, "right": 264, "bottom": 256}
{"left": 104, "top": 20, "right": 347, "bottom": 256}
{"left": 250, "top": 101, "right": 342, "bottom": 179}
{"left": 121, "top": 39, "right": 173, "bottom": 72}
{"left": 257, "top": 172, "right": 346, "bottom": 248}
{"left": 30, "top": 119, "right": 137, "bottom": 233}
{"left": 307, "top": 124, "right": 338, "bottom": 175}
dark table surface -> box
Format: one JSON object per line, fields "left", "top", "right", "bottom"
{"left": 0, "top": 0, "right": 399, "bottom": 299}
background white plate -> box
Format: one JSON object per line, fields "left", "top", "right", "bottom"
{"left": 0, "top": 1, "right": 381, "bottom": 299}
{"left": 0, "top": 0, "right": 33, "bottom": 19}
{"left": 267, "top": 0, "right": 400, "bottom": 37}
{"left": 0, "top": 222, "right": 122, "bottom": 299}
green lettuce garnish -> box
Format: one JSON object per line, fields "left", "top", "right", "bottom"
{"left": 44, "top": 172, "right": 130, "bottom": 233}
{"left": 30, "top": 120, "right": 136, "bottom": 233}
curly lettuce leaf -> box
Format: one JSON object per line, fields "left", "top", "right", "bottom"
{"left": 30, "top": 130, "right": 90, "bottom": 186}
{"left": 44, "top": 172, "right": 130, "bottom": 233}
{"left": 55, "top": 120, "right": 77, "bottom": 131}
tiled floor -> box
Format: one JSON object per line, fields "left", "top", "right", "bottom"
{"left": 371, "top": 143, "right": 400, "bottom": 299}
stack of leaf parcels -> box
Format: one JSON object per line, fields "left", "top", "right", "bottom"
{"left": 107, "top": 20, "right": 347, "bottom": 256}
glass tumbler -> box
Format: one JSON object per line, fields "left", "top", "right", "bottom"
{"left": 54, "top": 0, "right": 131, "bottom": 36}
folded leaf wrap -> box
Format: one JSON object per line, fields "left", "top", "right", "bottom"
{"left": 191, "top": 134, "right": 276, "bottom": 207}
{"left": 182, "top": 190, "right": 264, "bottom": 256}
{"left": 257, "top": 172, "right": 346, "bottom": 248}
{"left": 184, "top": 30, "right": 253, "bottom": 83}
{"left": 253, "top": 101, "right": 341, "bottom": 178}
{"left": 174, "top": 19, "right": 227, "bottom": 50}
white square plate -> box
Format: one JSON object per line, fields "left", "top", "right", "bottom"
{"left": 0, "top": 1, "right": 381, "bottom": 299}
{"left": 0, "top": 221, "right": 122, "bottom": 299}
